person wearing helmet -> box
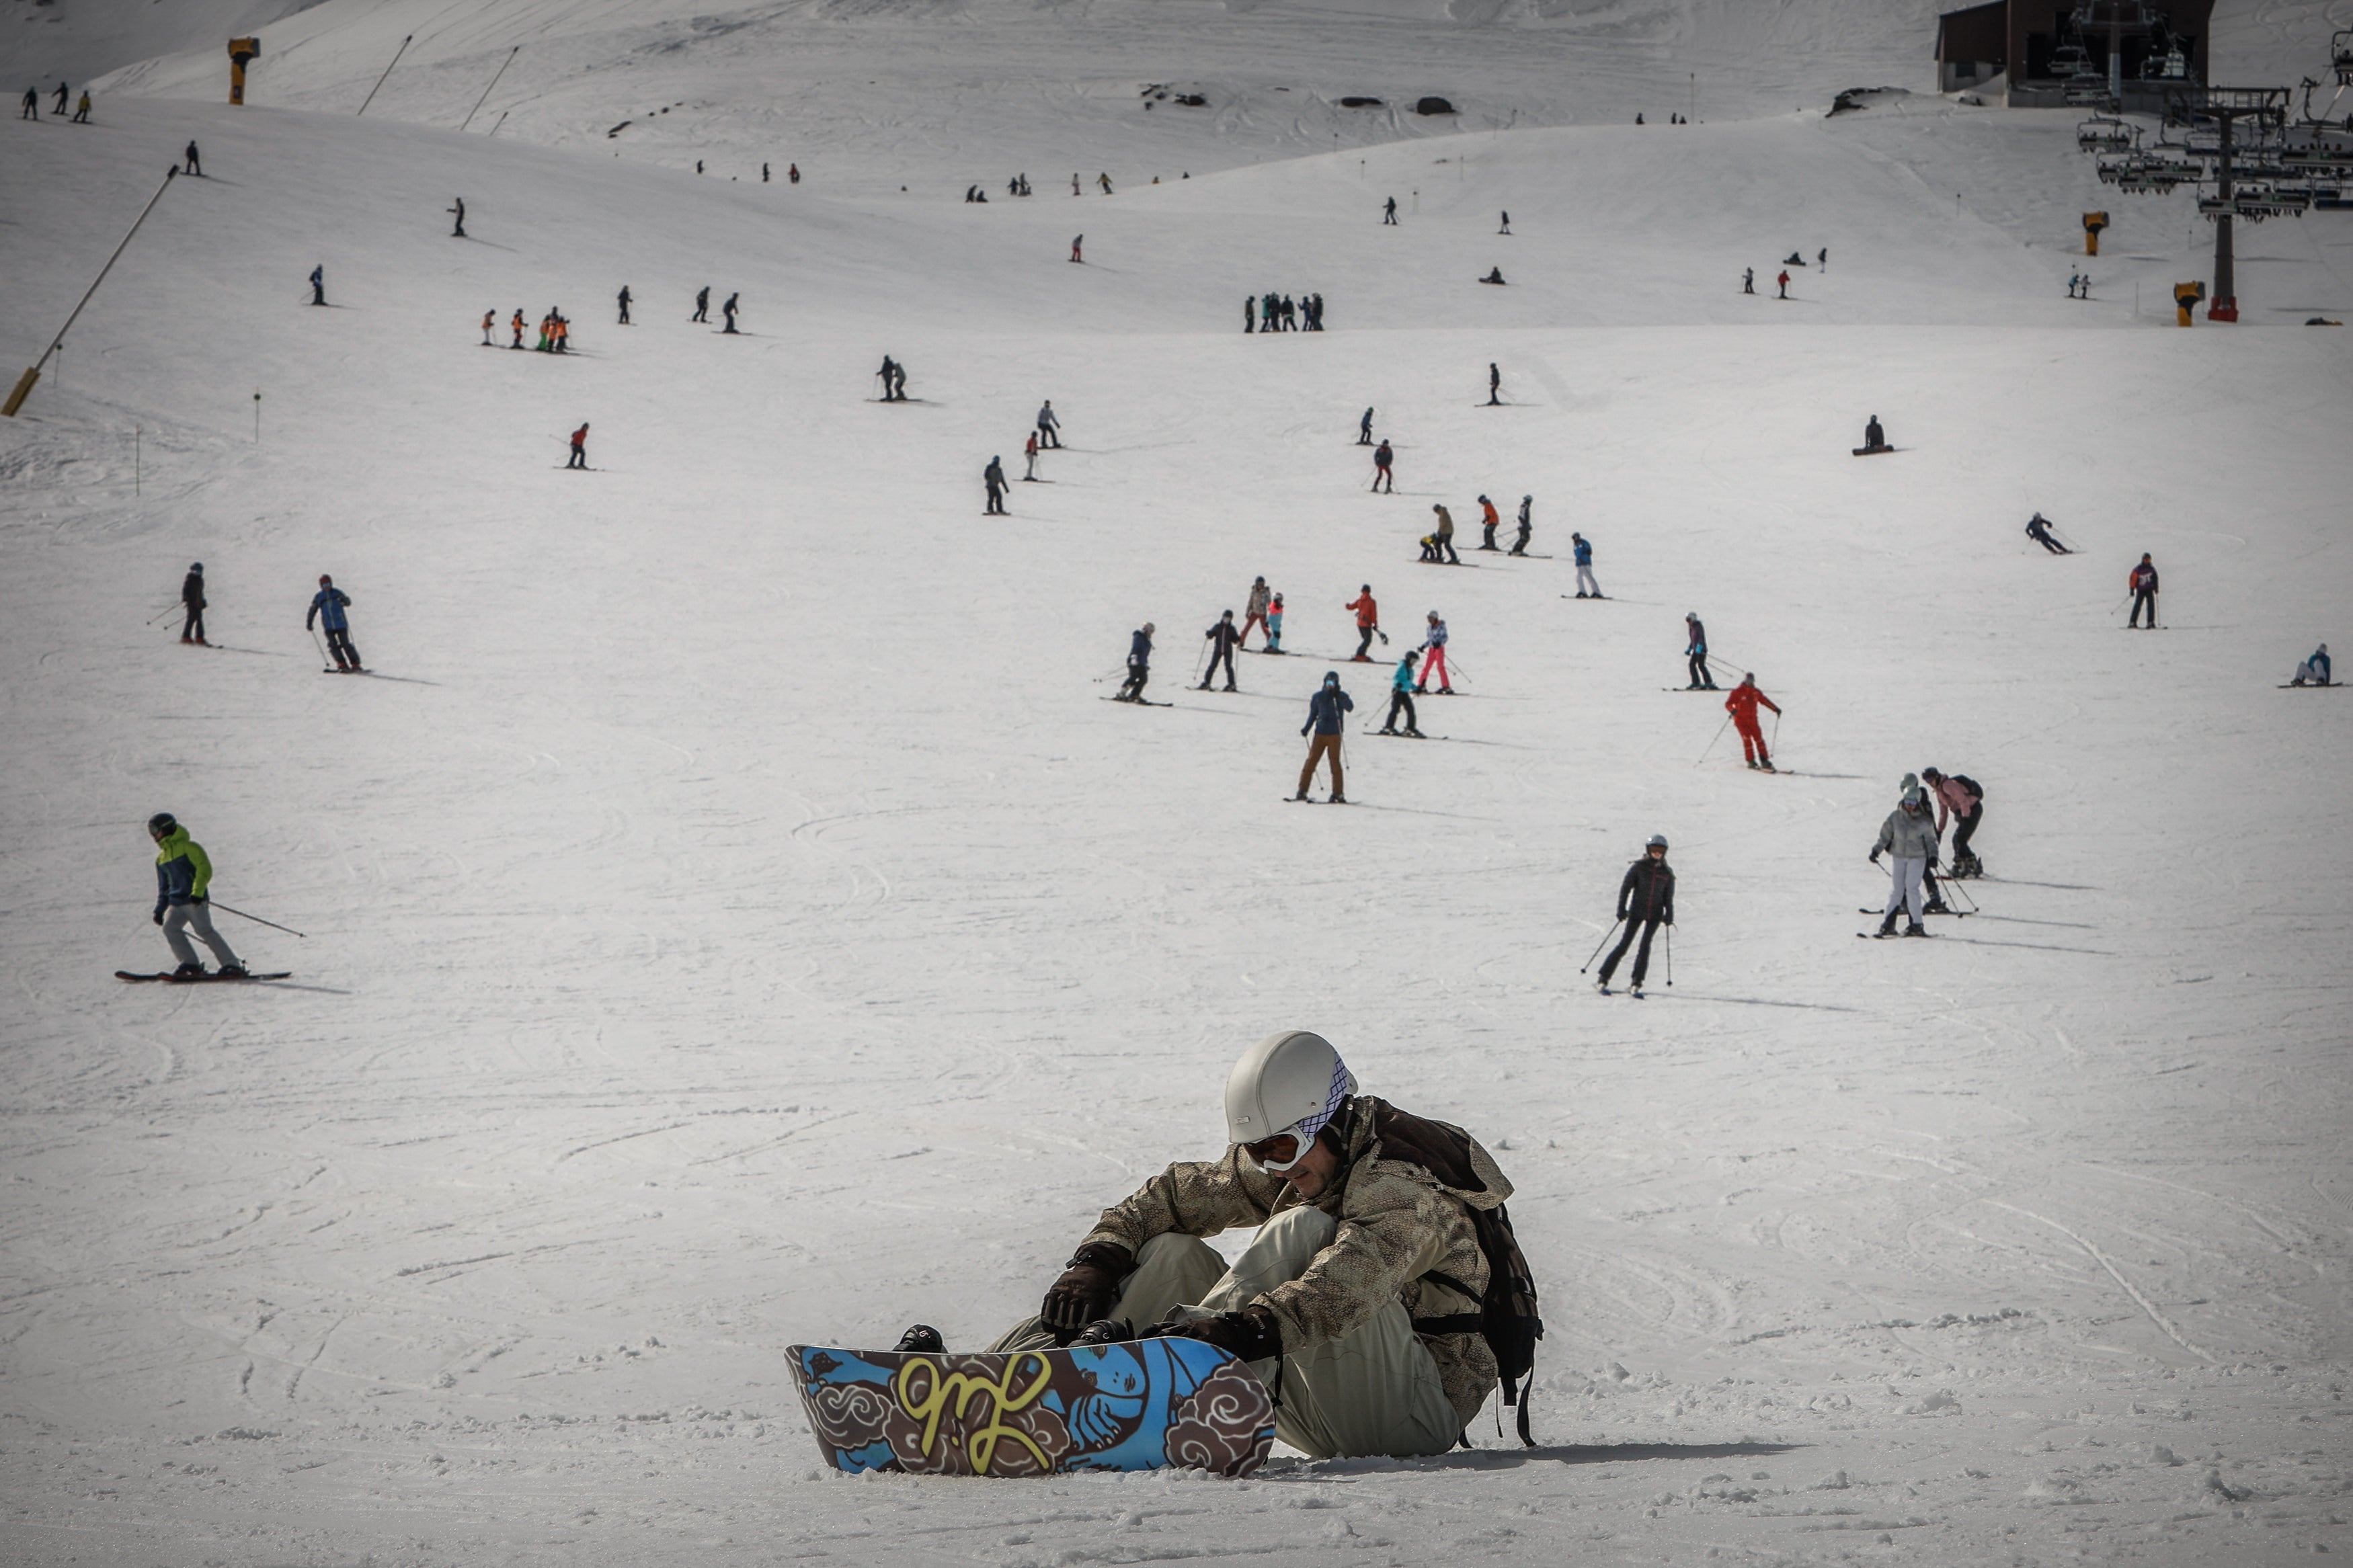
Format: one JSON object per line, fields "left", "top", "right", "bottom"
{"left": 1870, "top": 779, "right": 1941, "bottom": 937}
{"left": 946, "top": 1030, "right": 1516, "bottom": 1459}
{"left": 1570, "top": 533, "right": 1601, "bottom": 599}
{"left": 1293, "top": 671, "right": 1353, "bottom": 802}
{"left": 179, "top": 563, "right": 207, "bottom": 646}
{"left": 1919, "top": 767, "right": 1985, "bottom": 878}
{"left": 147, "top": 813, "right": 244, "bottom": 979}
{"left": 1429, "top": 503, "right": 1458, "bottom": 564}
{"left": 1416, "top": 612, "right": 1452, "bottom": 695}
{"left": 307, "top": 575, "right": 360, "bottom": 671}
{"left": 1510, "top": 495, "right": 1533, "bottom": 556}
{"left": 1241, "top": 577, "right": 1273, "bottom": 649}
{"left": 1683, "top": 613, "right": 1715, "bottom": 690}
{"left": 1379, "top": 649, "right": 1425, "bottom": 737}
{"left": 1724, "top": 673, "right": 1780, "bottom": 772}
{"left": 1115, "top": 623, "right": 1155, "bottom": 702}
{"left": 1200, "top": 610, "right": 1242, "bottom": 693}
{"left": 1476, "top": 495, "right": 1501, "bottom": 552}
{"left": 1596, "top": 835, "right": 1673, "bottom": 996}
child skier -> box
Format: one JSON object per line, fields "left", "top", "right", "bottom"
{"left": 1201, "top": 610, "right": 1242, "bottom": 692}
{"left": 1476, "top": 495, "right": 1501, "bottom": 551}
{"left": 1116, "top": 624, "right": 1154, "bottom": 702}
{"left": 1417, "top": 612, "right": 1453, "bottom": 694}
{"left": 1572, "top": 534, "right": 1601, "bottom": 597}
{"left": 1267, "top": 593, "right": 1285, "bottom": 653}
{"left": 1380, "top": 651, "right": 1424, "bottom": 737}
{"left": 1870, "top": 784, "right": 1940, "bottom": 937}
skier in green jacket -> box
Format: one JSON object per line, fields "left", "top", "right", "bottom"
{"left": 149, "top": 813, "right": 244, "bottom": 977}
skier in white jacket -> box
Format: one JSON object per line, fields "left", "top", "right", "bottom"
{"left": 1869, "top": 778, "right": 1942, "bottom": 937}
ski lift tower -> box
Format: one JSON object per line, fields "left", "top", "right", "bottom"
{"left": 2161, "top": 85, "right": 2290, "bottom": 321}
{"left": 2075, "top": 0, "right": 2158, "bottom": 108}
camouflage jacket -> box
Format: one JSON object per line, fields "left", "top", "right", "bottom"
{"left": 1080, "top": 1095, "right": 1511, "bottom": 1429}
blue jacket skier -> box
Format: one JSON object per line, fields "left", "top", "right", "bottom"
{"left": 1116, "top": 623, "right": 1155, "bottom": 702}
{"left": 307, "top": 575, "right": 362, "bottom": 671}
{"left": 1293, "top": 673, "right": 1353, "bottom": 802}
{"left": 148, "top": 812, "right": 244, "bottom": 977}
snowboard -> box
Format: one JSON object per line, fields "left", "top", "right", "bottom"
{"left": 788, "top": 1339, "right": 1273, "bottom": 1479}
{"left": 117, "top": 970, "right": 291, "bottom": 983}
{"left": 1851, "top": 446, "right": 1897, "bottom": 456}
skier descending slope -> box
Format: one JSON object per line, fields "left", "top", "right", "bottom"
{"left": 1293, "top": 672, "right": 1353, "bottom": 802}
{"left": 1683, "top": 613, "right": 1716, "bottom": 690}
{"left": 178, "top": 563, "right": 207, "bottom": 645}
{"left": 2128, "top": 554, "right": 2160, "bottom": 628}
{"left": 308, "top": 575, "right": 362, "bottom": 671}
{"left": 1242, "top": 577, "right": 1273, "bottom": 649}
{"left": 567, "top": 423, "right": 589, "bottom": 469}
{"left": 2026, "top": 513, "right": 2070, "bottom": 553}
{"left": 1379, "top": 651, "right": 1424, "bottom": 736}
{"left": 1347, "top": 585, "right": 1381, "bottom": 661}
{"left": 904, "top": 1030, "right": 1523, "bottom": 1458}
{"left": 1870, "top": 782, "right": 1940, "bottom": 937}
{"left": 1724, "top": 674, "right": 1780, "bottom": 771}
{"left": 1201, "top": 610, "right": 1242, "bottom": 692}
{"left": 148, "top": 813, "right": 245, "bottom": 978}
{"left": 1570, "top": 534, "right": 1601, "bottom": 597}
{"left": 1511, "top": 496, "right": 1533, "bottom": 556}
{"left": 1596, "top": 835, "right": 1673, "bottom": 997}
{"left": 1115, "top": 623, "right": 1155, "bottom": 702}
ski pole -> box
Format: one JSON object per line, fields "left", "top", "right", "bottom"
{"left": 1663, "top": 925, "right": 1673, "bottom": 986}
{"left": 1770, "top": 708, "right": 1780, "bottom": 752}
{"left": 1579, "top": 919, "right": 1622, "bottom": 972}
{"left": 208, "top": 901, "right": 305, "bottom": 938}
{"left": 309, "top": 626, "right": 329, "bottom": 667}
{"left": 147, "top": 604, "right": 184, "bottom": 626}
{"left": 1695, "top": 714, "right": 1730, "bottom": 766}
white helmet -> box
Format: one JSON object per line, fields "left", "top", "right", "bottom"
{"left": 1225, "top": 1030, "right": 1356, "bottom": 1167}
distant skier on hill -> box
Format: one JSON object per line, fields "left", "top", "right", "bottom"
{"left": 2025, "top": 513, "right": 2069, "bottom": 553}
{"left": 1860, "top": 415, "right": 1887, "bottom": 453}
{"left": 1499, "top": 210, "right": 1511, "bottom": 234}
{"left": 1776, "top": 269, "right": 1790, "bottom": 299}
{"left": 179, "top": 563, "right": 206, "bottom": 645}
{"left": 984, "top": 456, "right": 1008, "bottom": 515}
{"left": 1371, "top": 440, "right": 1394, "bottom": 493}
{"left": 1070, "top": 235, "right": 1083, "bottom": 263}
{"left": 1267, "top": 593, "right": 1285, "bottom": 652}
{"left": 1595, "top": 835, "right": 1673, "bottom": 997}
{"left": 1870, "top": 784, "right": 1939, "bottom": 938}
{"left": 617, "top": 286, "right": 631, "bottom": 325}
{"left": 890, "top": 361, "right": 907, "bottom": 400}
{"left": 309, "top": 265, "right": 325, "bottom": 306}
{"left": 1098, "top": 172, "right": 1112, "bottom": 194}
{"left": 1512, "top": 496, "right": 1532, "bottom": 556}
{"left": 567, "top": 422, "right": 589, "bottom": 469}
{"left": 1726, "top": 673, "right": 1780, "bottom": 771}
{"left": 1476, "top": 495, "right": 1501, "bottom": 551}
{"left": 1428, "top": 504, "right": 1458, "bottom": 564}
{"left": 72, "top": 90, "right": 89, "bottom": 123}
{"left": 1293, "top": 671, "right": 1353, "bottom": 802}
{"left": 1023, "top": 429, "right": 1039, "bottom": 479}
{"left": 184, "top": 140, "right": 201, "bottom": 175}
{"left": 789, "top": 163, "right": 799, "bottom": 183}
{"left": 721, "top": 292, "right": 740, "bottom": 333}
{"left": 52, "top": 80, "right": 68, "bottom": 114}
{"left": 1684, "top": 613, "right": 1715, "bottom": 690}
{"left": 2291, "top": 643, "right": 2331, "bottom": 686}
{"left": 1486, "top": 363, "right": 1502, "bottom": 405}
{"left": 692, "top": 286, "right": 709, "bottom": 323}
{"left": 510, "top": 309, "right": 525, "bottom": 348}
{"left": 1382, "top": 196, "right": 1398, "bottom": 224}
{"left": 481, "top": 309, "right": 495, "bottom": 345}
{"left": 1201, "top": 610, "right": 1242, "bottom": 692}
{"left": 1743, "top": 267, "right": 1754, "bottom": 294}
{"left": 1244, "top": 296, "right": 1255, "bottom": 333}
{"left": 1358, "top": 407, "right": 1374, "bottom": 446}
{"left": 1037, "top": 401, "right": 1062, "bottom": 448}
{"left": 449, "top": 197, "right": 465, "bottom": 237}
{"left": 1115, "top": 623, "right": 1154, "bottom": 702}
{"left": 1380, "top": 650, "right": 1423, "bottom": 736}
{"left": 2128, "top": 553, "right": 2159, "bottom": 628}
{"left": 1347, "top": 585, "right": 1381, "bottom": 661}
{"left": 1417, "top": 612, "right": 1452, "bottom": 694}
{"left": 307, "top": 574, "right": 361, "bottom": 671}
{"left": 19, "top": 87, "right": 35, "bottom": 120}
{"left": 1243, "top": 577, "right": 1272, "bottom": 648}
{"left": 1572, "top": 533, "right": 1601, "bottom": 597}
{"left": 147, "top": 813, "right": 245, "bottom": 979}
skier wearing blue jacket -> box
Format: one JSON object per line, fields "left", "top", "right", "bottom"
{"left": 1292, "top": 671, "right": 1353, "bottom": 802}
{"left": 1571, "top": 534, "right": 1602, "bottom": 599}
{"left": 307, "top": 575, "right": 361, "bottom": 671}
{"left": 1115, "top": 623, "right": 1155, "bottom": 702}
{"left": 148, "top": 812, "right": 244, "bottom": 978}
{"left": 1378, "top": 651, "right": 1424, "bottom": 737}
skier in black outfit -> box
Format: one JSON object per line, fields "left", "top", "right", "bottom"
{"left": 53, "top": 81, "right": 68, "bottom": 115}
{"left": 309, "top": 265, "right": 325, "bottom": 306}
{"left": 1117, "top": 623, "right": 1154, "bottom": 701}
{"left": 692, "top": 287, "right": 710, "bottom": 323}
{"left": 449, "top": 197, "right": 465, "bottom": 237}
{"left": 721, "top": 293, "right": 740, "bottom": 332}
{"left": 1200, "top": 610, "right": 1242, "bottom": 692}
{"left": 179, "top": 563, "right": 207, "bottom": 645}
{"left": 184, "top": 140, "right": 201, "bottom": 175}
{"left": 20, "top": 87, "right": 36, "bottom": 120}
{"left": 1358, "top": 407, "right": 1374, "bottom": 446}
{"left": 617, "top": 286, "right": 631, "bottom": 324}
{"left": 984, "top": 456, "right": 1008, "bottom": 515}
{"left": 1684, "top": 613, "right": 1716, "bottom": 689}
{"left": 1486, "top": 363, "right": 1501, "bottom": 405}
{"left": 1596, "top": 835, "right": 1673, "bottom": 996}
{"left": 2024, "top": 513, "right": 2069, "bottom": 553}
{"left": 878, "top": 355, "right": 898, "bottom": 399}
{"left": 1382, "top": 196, "right": 1398, "bottom": 224}
{"left": 1511, "top": 496, "right": 1532, "bottom": 556}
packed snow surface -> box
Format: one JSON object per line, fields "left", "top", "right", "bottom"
{"left": 3, "top": 2, "right": 2352, "bottom": 1565}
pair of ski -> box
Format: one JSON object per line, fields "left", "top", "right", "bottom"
{"left": 1595, "top": 984, "right": 1646, "bottom": 999}
{"left": 116, "top": 970, "right": 292, "bottom": 983}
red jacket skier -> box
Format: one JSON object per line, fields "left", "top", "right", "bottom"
{"left": 1724, "top": 674, "right": 1780, "bottom": 771}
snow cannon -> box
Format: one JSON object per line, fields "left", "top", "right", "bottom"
{"left": 228, "top": 38, "right": 260, "bottom": 106}
{"left": 2173, "top": 280, "right": 2205, "bottom": 327}
{"left": 2081, "top": 210, "right": 2108, "bottom": 256}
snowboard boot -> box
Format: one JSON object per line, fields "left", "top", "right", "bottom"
{"left": 171, "top": 961, "right": 207, "bottom": 979}
{"left": 1876, "top": 913, "right": 1899, "bottom": 938}
{"left": 1903, "top": 921, "right": 1929, "bottom": 938}
{"left": 893, "top": 1324, "right": 945, "bottom": 1354}
{"left": 1070, "top": 1319, "right": 1132, "bottom": 1346}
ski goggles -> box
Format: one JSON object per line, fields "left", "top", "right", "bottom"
{"left": 1241, "top": 1126, "right": 1314, "bottom": 1173}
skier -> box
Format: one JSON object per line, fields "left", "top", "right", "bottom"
{"left": 178, "top": 563, "right": 207, "bottom": 645}
{"left": 789, "top": 163, "right": 799, "bottom": 183}
{"left": 1776, "top": 269, "right": 1790, "bottom": 299}
{"left": 1476, "top": 495, "right": 1501, "bottom": 551}
{"left": 567, "top": 422, "right": 588, "bottom": 469}
{"left": 72, "top": 90, "right": 89, "bottom": 123}
{"left": 1098, "top": 172, "right": 1112, "bottom": 194}
{"left": 449, "top": 196, "right": 465, "bottom": 237}
{"left": 1861, "top": 415, "right": 1886, "bottom": 453}
{"left": 307, "top": 575, "right": 361, "bottom": 670}
{"left": 1817, "top": 247, "right": 1827, "bottom": 269}
{"left": 1511, "top": 496, "right": 1532, "bottom": 556}
{"left": 479, "top": 308, "right": 495, "bottom": 345}
{"left": 1382, "top": 196, "right": 1398, "bottom": 224}
{"left": 510, "top": 309, "right": 525, "bottom": 349}
{"left": 1200, "top": 610, "right": 1244, "bottom": 692}
{"left": 891, "top": 361, "right": 907, "bottom": 401}
{"left": 692, "top": 286, "right": 709, "bottom": 323}
{"left": 984, "top": 456, "right": 1008, "bottom": 515}
{"left": 1358, "top": 407, "right": 1374, "bottom": 446}
{"left": 1070, "top": 235, "right": 1083, "bottom": 263}
{"left": 1347, "top": 585, "right": 1380, "bottom": 661}
{"left": 1596, "top": 835, "right": 1673, "bottom": 996}
{"left": 617, "top": 285, "right": 631, "bottom": 325}
{"left": 1486, "top": 363, "right": 1502, "bottom": 406}
{"left": 1429, "top": 504, "right": 1458, "bottom": 564}
{"left": 309, "top": 265, "right": 325, "bottom": 306}
{"left": 2128, "top": 552, "right": 2159, "bottom": 628}
{"left": 1571, "top": 533, "right": 1601, "bottom": 597}
{"left": 148, "top": 813, "right": 245, "bottom": 979}
{"left": 1920, "top": 767, "right": 1985, "bottom": 878}
{"left": 720, "top": 292, "right": 740, "bottom": 332}
{"left": 1724, "top": 673, "right": 1780, "bottom": 771}
{"left": 939, "top": 1030, "right": 1517, "bottom": 1459}
{"left": 1417, "top": 612, "right": 1453, "bottom": 694}
{"left": 764, "top": 163, "right": 771, "bottom": 182}
{"left": 1743, "top": 266, "right": 1754, "bottom": 294}
{"left": 1244, "top": 296, "right": 1255, "bottom": 334}
{"left": 1116, "top": 623, "right": 1155, "bottom": 702}
{"left": 52, "top": 79, "right": 68, "bottom": 114}
{"left": 1242, "top": 577, "right": 1272, "bottom": 648}
{"left": 1370, "top": 440, "right": 1394, "bottom": 493}
{"left": 1870, "top": 784, "right": 1940, "bottom": 937}
{"left": 184, "top": 140, "right": 201, "bottom": 175}
{"left": 1036, "top": 400, "right": 1062, "bottom": 449}
{"left": 2292, "top": 643, "right": 2331, "bottom": 686}
{"left": 1023, "top": 430, "right": 1040, "bottom": 479}
{"left": 1293, "top": 673, "right": 1353, "bottom": 802}
{"left": 1683, "top": 613, "right": 1716, "bottom": 690}
{"left": 1378, "top": 649, "right": 1423, "bottom": 735}
{"left": 1499, "top": 210, "right": 1511, "bottom": 234}
{"left": 1267, "top": 593, "right": 1285, "bottom": 653}
{"left": 2025, "top": 513, "right": 2070, "bottom": 554}
{"left": 19, "top": 87, "right": 34, "bottom": 120}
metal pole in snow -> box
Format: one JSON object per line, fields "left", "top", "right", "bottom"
{"left": 3, "top": 167, "right": 177, "bottom": 417}
{"left": 357, "top": 35, "right": 411, "bottom": 117}
{"left": 253, "top": 391, "right": 261, "bottom": 442}
{"left": 134, "top": 426, "right": 140, "bottom": 495}
{"left": 461, "top": 46, "right": 518, "bottom": 132}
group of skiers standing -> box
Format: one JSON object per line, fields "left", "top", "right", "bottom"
{"left": 1247, "top": 293, "right": 1326, "bottom": 332}
{"left": 21, "top": 81, "right": 91, "bottom": 121}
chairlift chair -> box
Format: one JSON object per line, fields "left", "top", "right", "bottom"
{"left": 2334, "top": 28, "right": 2353, "bottom": 87}
{"left": 2078, "top": 115, "right": 2135, "bottom": 151}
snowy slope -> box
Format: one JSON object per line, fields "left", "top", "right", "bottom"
{"left": 4, "top": 11, "right": 2353, "bottom": 1568}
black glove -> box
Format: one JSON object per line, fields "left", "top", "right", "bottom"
{"left": 1041, "top": 1242, "right": 1134, "bottom": 1333}
{"left": 1148, "top": 1307, "right": 1283, "bottom": 1362}
{"left": 153, "top": 908, "right": 164, "bottom": 925}
{"left": 1927, "top": 854, "right": 1940, "bottom": 870}
{"left": 1869, "top": 850, "right": 1881, "bottom": 865}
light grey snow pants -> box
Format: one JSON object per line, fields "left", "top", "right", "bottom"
{"left": 1882, "top": 856, "right": 1926, "bottom": 921}
{"left": 1575, "top": 564, "right": 1601, "bottom": 597}
{"left": 993, "top": 1207, "right": 1460, "bottom": 1460}
{"left": 163, "top": 901, "right": 240, "bottom": 968}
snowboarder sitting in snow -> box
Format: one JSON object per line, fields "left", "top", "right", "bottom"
{"left": 2292, "top": 643, "right": 2331, "bottom": 686}
{"left": 1871, "top": 782, "right": 1940, "bottom": 938}
{"left": 1479, "top": 267, "right": 1506, "bottom": 285}
{"left": 1115, "top": 623, "right": 1154, "bottom": 702}
{"left": 1596, "top": 835, "right": 1673, "bottom": 996}
{"left": 2025, "top": 513, "right": 2071, "bottom": 554}
{"left": 905, "top": 1031, "right": 1514, "bottom": 1460}
{"left": 1860, "top": 415, "right": 1886, "bottom": 453}
{"left": 149, "top": 813, "right": 245, "bottom": 979}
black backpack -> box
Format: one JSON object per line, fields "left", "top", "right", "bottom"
{"left": 1952, "top": 774, "right": 1984, "bottom": 800}
{"left": 1369, "top": 1101, "right": 1544, "bottom": 1444}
